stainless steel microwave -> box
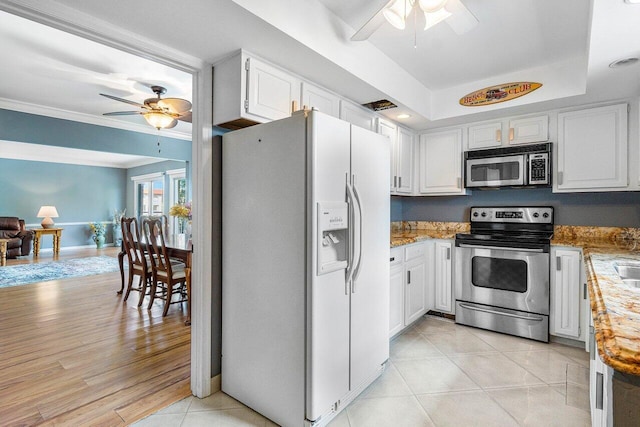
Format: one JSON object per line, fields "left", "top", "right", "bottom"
{"left": 464, "top": 143, "right": 551, "bottom": 189}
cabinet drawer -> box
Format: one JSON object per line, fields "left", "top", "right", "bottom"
{"left": 390, "top": 247, "right": 403, "bottom": 266}
{"left": 405, "top": 243, "right": 426, "bottom": 261}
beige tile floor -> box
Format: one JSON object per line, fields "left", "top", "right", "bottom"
{"left": 132, "top": 315, "right": 591, "bottom": 427}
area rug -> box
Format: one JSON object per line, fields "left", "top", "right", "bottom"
{"left": 0, "top": 256, "right": 121, "bottom": 288}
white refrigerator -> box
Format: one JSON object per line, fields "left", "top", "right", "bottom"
{"left": 222, "top": 110, "right": 390, "bottom": 427}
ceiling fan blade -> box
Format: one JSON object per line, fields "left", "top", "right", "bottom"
{"left": 158, "top": 98, "right": 192, "bottom": 114}
{"left": 177, "top": 111, "right": 192, "bottom": 123}
{"left": 444, "top": 0, "right": 478, "bottom": 35}
{"left": 103, "top": 111, "right": 144, "bottom": 116}
{"left": 350, "top": 1, "right": 391, "bottom": 41}
{"left": 99, "top": 93, "right": 146, "bottom": 108}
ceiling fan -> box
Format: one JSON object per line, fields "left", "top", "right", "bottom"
{"left": 100, "top": 85, "right": 192, "bottom": 130}
{"left": 351, "top": 0, "right": 478, "bottom": 41}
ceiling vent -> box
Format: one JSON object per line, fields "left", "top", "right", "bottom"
{"left": 362, "top": 99, "right": 398, "bottom": 111}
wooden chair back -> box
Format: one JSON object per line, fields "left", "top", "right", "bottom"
{"left": 121, "top": 217, "right": 146, "bottom": 269}
{"left": 143, "top": 217, "right": 172, "bottom": 279}
{"left": 139, "top": 214, "right": 170, "bottom": 236}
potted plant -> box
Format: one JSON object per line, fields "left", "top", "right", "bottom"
{"left": 89, "top": 222, "right": 106, "bottom": 249}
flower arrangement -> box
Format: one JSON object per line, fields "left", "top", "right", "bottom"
{"left": 113, "top": 208, "right": 126, "bottom": 226}
{"left": 89, "top": 222, "right": 106, "bottom": 237}
{"left": 169, "top": 201, "right": 192, "bottom": 220}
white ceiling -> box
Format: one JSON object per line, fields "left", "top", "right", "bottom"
{"left": 0, "top": 0, "right": 639, "bottom": 134}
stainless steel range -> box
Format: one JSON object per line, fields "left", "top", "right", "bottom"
{"left": 454, "top": 206, "right": 554, "bottom": 342}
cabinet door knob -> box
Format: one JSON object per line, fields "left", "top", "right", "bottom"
{"left": 556, "top": 256, "right": 562, "bottom": 271}
{"left": 509, "top": 127, "right": 514, "bottom": 141}
{"left": 407, "top": 270, "right": 411, "bottom": 284}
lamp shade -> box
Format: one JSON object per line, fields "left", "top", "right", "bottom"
{"left": 37, "top": 206, "right": 59, "bottom": 218}
{"left": 37, "top": 205, "right": 59, "bottom": 229}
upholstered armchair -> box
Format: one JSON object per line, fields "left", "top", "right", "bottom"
{"left": 0, "top": 217, "right": 34, "bottom": 257}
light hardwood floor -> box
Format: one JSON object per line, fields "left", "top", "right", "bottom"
{"left": 0, "top": 246, "right": 191, "bottom": 426}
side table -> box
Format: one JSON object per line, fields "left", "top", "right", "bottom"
{"left": 0, "top": 238, "right": 9, "bottom": 266}
{"left": 32, "top": 228, "right": 63, "bottom": 257}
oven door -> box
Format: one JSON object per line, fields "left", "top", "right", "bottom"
{"left": 465, "top": 155, "right": 525, "bottom": 188}
{"left": 455, "top": 242, "right": 549, "bottom": 315}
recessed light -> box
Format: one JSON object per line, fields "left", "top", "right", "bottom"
{"left": 397, "top": 113, "right": 411, "bottom": 119}
{"left": 624, "top": 0, "right": 640, "bottom": 4}
{"left": 609, "top": 57, "right": 639, "bottom": 68}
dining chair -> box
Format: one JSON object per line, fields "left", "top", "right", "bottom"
{"left": 139, "top": 214, "right": 170, "bottom": 236}
{"left": 121, "top": 217, "right": 152, "bottom": 307}
{"left": 143, "top": 217, "right": 188, "bottom": 316}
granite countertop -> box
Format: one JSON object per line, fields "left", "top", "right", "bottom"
{"left": 391, "top": 222, "right": 640, "bottom": 374}
{"left": 390, "top": 221, "right": 469, "bottom": 247}
{"left": 557, "top": 235, "right": 640, "bottom": 375}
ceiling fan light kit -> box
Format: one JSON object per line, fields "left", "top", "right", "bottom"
{"left": 383, "top": 0, "right": 449, "bottom": 30}
{"left": 144, "top": 111, "right": 178, "bottom": 129}
{"left": 101, "top": 85, "right": 191, "bottom": 130}
{"left": 351, "top": 0, "right": 477, "bottom": 41}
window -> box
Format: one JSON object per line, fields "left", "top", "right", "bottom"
{"left": 132, "top": 172, "right": 165, "bottom": 218}
{"left": 167, "top": 168, "right": 187, "bottom": 233}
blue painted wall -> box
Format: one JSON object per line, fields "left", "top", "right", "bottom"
{"left": 0, "top": 158, "right": 126, "bottom": 248}
{"left": 0, "top": 109, "right": 192, "bottom": 250}
{"left": 396, "top": 188, "right": 640, "bottom": 227}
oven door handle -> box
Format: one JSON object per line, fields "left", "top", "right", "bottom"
{"left": 458, "top": 303, "right": 545, "bottom": 322}
{"left": 457, "top": 243, "right": 545, "bottom": 253}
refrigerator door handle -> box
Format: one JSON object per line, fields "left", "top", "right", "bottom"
{"left": 351, "top": 175, "right": 364, "bottom": 290}
{"left": 345, "top": 174, "right": 356, "bottom": 294}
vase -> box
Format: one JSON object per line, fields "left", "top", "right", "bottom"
{"left": 94, "top": 234, "right": 105, "bottom": 249}
{"left": 113, "top": 224, "right": 122, "bottom": 247}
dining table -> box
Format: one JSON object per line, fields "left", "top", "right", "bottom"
{"left": 118, "top": 233, "right": 193, "bottom": 325}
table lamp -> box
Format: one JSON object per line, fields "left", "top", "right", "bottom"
{"left": 37, "top": 206, "right": 59, "bottom": 229}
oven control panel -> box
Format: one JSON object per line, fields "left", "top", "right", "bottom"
{"left": 470, "top": 206, "right": 553, "bottom": 224}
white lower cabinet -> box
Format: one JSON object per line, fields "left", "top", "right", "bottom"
{"left": 434, "top": 240, "right": 454, "bottom": 314}
{"left": 389, "top": 241, "right": 433, "bottom": 337}
{"left": 550, "top": 247, "right": 585, "bottom": 339}
{"left": 590, "top": 316, "right": 613, "bottom": 426}
{"left": 389, "top": 248, "right": 405, "bottom": 337}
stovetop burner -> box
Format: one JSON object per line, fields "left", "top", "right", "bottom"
{"left": 456, "top": 206, "right": 555, "bottom": 248}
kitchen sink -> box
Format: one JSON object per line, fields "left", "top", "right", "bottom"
{"left": 614, "top": 262, "right": 640, "bottom": 287}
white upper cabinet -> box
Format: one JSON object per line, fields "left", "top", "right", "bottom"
{"left": 467, "top": 115, "right": 548, "bottom": 150}
{"left": 381, "top": 120, "right": 414, "bottom": 195}
{"left": 418, "top": 129, "right": 466, "bottom": 195}
{"left": 246, "top": 57, "right": 301, "bottom": 121}
{"left": 556, "top": 103, "right": 628, "bottom": 192}
{"left": 339, "top": 100, "right": 376, "bottom": 131}
{"left": 508, "top": 115, "right": 549, "bottom": 145}
{"left": 300, "top": 82, "right": 340, "bottom": 118}
{"left": 468, "top": 121, "right": 502, "bottom": 149}
{"left": 213, "top": 51, "right": 300, "bottom": 128}
{"left": 397, "top": 127, "right": 414, "bottom": 194}
{"left": 379, "top": 119, "right": 398, "bottom": 193}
